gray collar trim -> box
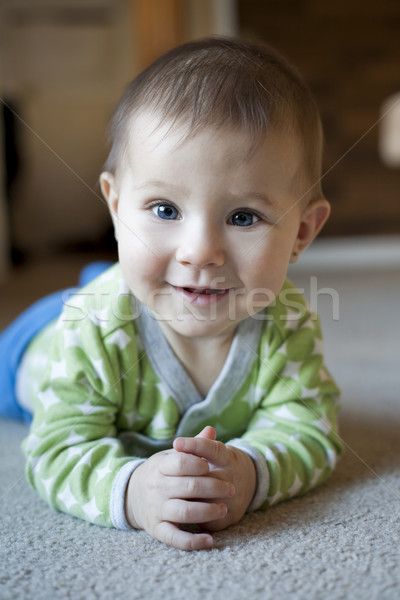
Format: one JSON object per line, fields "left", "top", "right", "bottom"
{"left": 135, "top": 301, "right": 263, "bottom": 415}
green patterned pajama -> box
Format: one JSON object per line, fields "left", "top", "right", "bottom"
{"left": 21, "top": 264, "right": 342, "bottom": 529}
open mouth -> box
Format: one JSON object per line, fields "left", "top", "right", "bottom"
{"left": 183, "top": 287, "right": 226, "bottom": 295}
{"left": 173, "top": 285, "right": 230, "bottom": 305}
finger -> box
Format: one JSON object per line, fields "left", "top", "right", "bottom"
{"left": 161, "top": 498, "right": 228, "bottom": 524}
{"left": 154, "top": 521, "right": 213, "bottom": 551}
{"left": 165, "top": 475, "right": 235, "bottom": 500}
{"left": 160, "top": 451, "right": 210, "bottom": 477}
{"left": 174, "top": 437, "right": 230, "bottom": 467}
{"left": 195, "top": 426, "right": 216, "bottom": 440}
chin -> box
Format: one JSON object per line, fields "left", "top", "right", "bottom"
{"left": 168, "top": 316, "right": 238, "bottom": 339}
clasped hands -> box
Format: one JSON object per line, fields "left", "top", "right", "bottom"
{"left": 125, "top": 426, "right": 256, "bottom": 551}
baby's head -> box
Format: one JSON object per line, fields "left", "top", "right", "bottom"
{"left": 100, "top": 37, "right": 330, "bottom": 340}
{"left": 104, "top": 36, "right": 323, "bottom": 204}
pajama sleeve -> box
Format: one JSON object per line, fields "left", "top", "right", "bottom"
{"left": 22, "top": 299, "right": 145, "bottom": 530}
{"left": 228, "top": 286, "right": 343, "bottom": 512}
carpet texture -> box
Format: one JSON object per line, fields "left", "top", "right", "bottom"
{"left": 1, "top": 263, "right": 399, "bottom": 600}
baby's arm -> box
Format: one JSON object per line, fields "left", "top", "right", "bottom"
{"left": 222, "top": 306, "right": 343, "bottom": 513}
{"left": 125, "top": 427, "right": 236, "bottom": 550}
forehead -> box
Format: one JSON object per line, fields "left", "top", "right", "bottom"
{"left": 122, "top": 110, "right": 302, "bottom": 179}
{"left": 128, "top": 110, "right": 257, "bottom": 158}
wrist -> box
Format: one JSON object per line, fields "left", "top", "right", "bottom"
{"left": 228, "top": 445, "right": 257, "bottom": 512}
{"left": 239, "top": 449, "right": 257, "bottom": 509}
{"left": 227, "top": 441, "right": 261, "bottom": 510}
{"left": 227, "top": 440, "right": 270, "bottom": 512}
{"left": 124, "top": 465, "right": 143, "bottom": 529}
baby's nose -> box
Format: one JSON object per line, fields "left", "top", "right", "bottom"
{"left": 175, "top": 224, "right": 225, "bottom": 269}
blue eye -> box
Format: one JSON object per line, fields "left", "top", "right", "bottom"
{"left": 229, "top": 211, "right": 259, "bottom": 227}
{"left": 152, "top": 204, "right": 179, "bottom": 220}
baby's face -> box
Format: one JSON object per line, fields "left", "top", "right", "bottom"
{"left": 103, "top": 112, "right": 307, "bottom": 341}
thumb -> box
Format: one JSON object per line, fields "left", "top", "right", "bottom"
{"left": 196, "top": 426, "right": 216, "bottom": 440}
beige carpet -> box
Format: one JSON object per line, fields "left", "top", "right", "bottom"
{"left": 1, "top": 248, "right": 399, "bottom": 600}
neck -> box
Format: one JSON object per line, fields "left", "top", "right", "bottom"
{"left": 158, "top": 325, "right": 237, "bottom": 397}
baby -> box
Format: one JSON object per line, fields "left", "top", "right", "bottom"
{"left": 0, "top": 37, "right": 342, "bottom": 550}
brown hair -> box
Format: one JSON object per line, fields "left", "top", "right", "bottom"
{"left": 104, "top": 37, "right": 323, "bottom": 201}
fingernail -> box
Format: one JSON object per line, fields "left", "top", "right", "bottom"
{"left": 205, "top": 536, "right": 213, "bottom": 548}
{"left": 174, "top": 437, "right": 184, "bottom": 451}
{"left": 220, "top": 503, "right": 228, "bottom": 516}
{"left": 229, "top": 485, "right": 235, "bottom": 497}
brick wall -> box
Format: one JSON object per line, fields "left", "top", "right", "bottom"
{"left": 238, "top": 0, "right": 400, "bottom": 236}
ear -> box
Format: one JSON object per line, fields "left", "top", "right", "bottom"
{"left": 291, "top": 198, "right": 331, "bottom": 262}
{"left": 100, "top": 171, "right": 119, "bottom": 239}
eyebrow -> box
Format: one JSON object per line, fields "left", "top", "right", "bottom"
{"left": 132, "top": 180, "right": 278, "bottom": 210}
{"left": 132, "top": 180, "right": 184, "bottom": 193}
{"left": 243, "top": 191, "right": 276, "bottom": 205}
{"left": 230, "top": 190, "right": 279, "bottom": 212}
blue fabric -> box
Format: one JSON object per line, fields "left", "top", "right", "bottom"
{"left": 78, "top": 261, "right": 114, "bottom": 287}
{"left": 0, "top": 290, "right": 66, "bottom": 422}
{"left": 0, "top": 261, "right": 113, "bottom": 422}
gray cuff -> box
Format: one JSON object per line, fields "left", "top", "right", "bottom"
{"left": 227, "top": 440, "right": 270, "bottom": 512}
{"left": 110, "top": 459, "right": 146, "bottom": 530}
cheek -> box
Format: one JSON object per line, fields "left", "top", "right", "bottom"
{"left": 118, "top": 229, "right": 165, "bottom": 284}
{"left": 119, "top": 211, "right": 173, "bottom": 258}
{"left": 249, "top": 265, "right": 286, "bottom": 301}
{"left": 240, "top": 242, "right": 292, "bottom": 289}
{"left": 238, "top": 252, "right": 289, "bottom": 317}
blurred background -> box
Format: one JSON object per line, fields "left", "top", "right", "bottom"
{"left": 0, "top": 0, "right": 400, "bottom": 300}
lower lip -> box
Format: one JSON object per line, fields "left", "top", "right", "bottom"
{"left": 173, "top": 286, "right": 231, "bottom": 306}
